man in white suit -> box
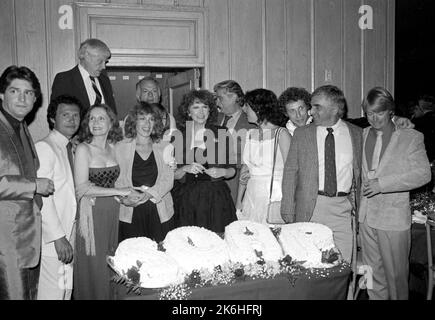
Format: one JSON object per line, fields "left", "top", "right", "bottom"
{"left": 359, "top": 87, "right": 431, "bottom": 300}
{"left": 35, "top": 95, "right": 83, "bottom": 300}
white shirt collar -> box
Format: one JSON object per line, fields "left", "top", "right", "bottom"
{"left": 78, "top": 63, "right": 91, "bottom": 82}
{"left": 286, "top": 116, "right": 313, "bottom": 135}
{"left": 52, "top": 129, "right": 70, "bottom": 147}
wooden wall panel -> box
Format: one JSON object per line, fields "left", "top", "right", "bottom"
{"left": 285, "top": 0, "right": 311, "bottom": 91}
{"left": 15, "top": 0, "right": 49, "bottom": 140}
{"left": 314, "top": 0, "right": 343, "bottom": 89}
{"left": 206, "top": 0, "right": 230, "bottom": 88}
{"left": 265, "top": 0, "right": 286, "bottom": 95}
{"left": 0, "top": 0, "right": 16, "bottom": 71}
{"left": 46, "top": 0, "right": 76, "bottom": 95}
{"left": 229, "top": 0, "right": 263, "bottom": 92}
{"left": 363, "top": 0, "right": 388, "bottom": 95}
{"left": 343, "top": 0, "right": 363, "bottom": 118}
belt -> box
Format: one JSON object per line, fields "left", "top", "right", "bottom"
{"left": 318, "top": 191, "right": 349, "bottom": 197}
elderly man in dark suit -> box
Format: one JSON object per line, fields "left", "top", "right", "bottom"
{"left": 281, "top": 85, "right": 362, "bottom": 263}
{"left": 0, "top": 66, "right": 54, "bottom": 300}
{"left": 50, "top": 38, "right": 117, "bottom": 115}
{"left": 213, "top": 80, "right": 256, "bottom": 204}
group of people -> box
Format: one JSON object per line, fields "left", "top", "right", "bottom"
{"left": 0, "top": 38, "right": 432, "bottom": 301}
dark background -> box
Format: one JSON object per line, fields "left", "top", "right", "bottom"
{"left": 395, "top": 0, "right": 435, "bottom": 116}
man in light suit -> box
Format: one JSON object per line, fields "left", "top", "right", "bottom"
{"left": 359, "top": 87, "right": 430, "bottom": 300}
{"left": 281, "top": 85, "right": 362, "bottom": 263}
{"left": 0, "top": 66, "right": 54, "bottom": 300}
{"left": 213, "top": 80, "right": 256, "bottom": 203}
{"left": 35, "top": 95, "right": 83, "bottom": 300}
{"left": 50, "top": 38, "right": 117, "bottom": 115}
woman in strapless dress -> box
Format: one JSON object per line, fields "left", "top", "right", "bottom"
{"left": 73, "top": 104, "right": 132, "bottom": 300}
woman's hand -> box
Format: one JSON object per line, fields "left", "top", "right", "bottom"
{"left": 204, "top": 167, "right": 226, "bottom": 179}
{"left": 182, "top": 162, "right": 206, "bottom": 175}
{"left": 118, "top": 188, "right": 132, "bottom": 197}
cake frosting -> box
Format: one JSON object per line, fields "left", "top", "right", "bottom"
{"left": 277, "top": 222, "right": 336, "bottom": 268}
{"left": 112, "top": 237, "right": 182, "bottom": 288}
{"left": 163, "top": 226, "right": 230, "bottom": 274}
{"left": 225, "top": 221, "right": 283, "bottom": 265}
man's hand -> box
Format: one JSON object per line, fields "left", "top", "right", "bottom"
{"left": 36, "top": 178, "right": 55, "bottom": 196}
{"left": 363, "top": 178, "right": 382, "bottom": 198}
{"left": 394, "top": 116, "right": 415, "bottom": 129}
{"left": 54, "top": 236, "right": 74, "bottom": 264}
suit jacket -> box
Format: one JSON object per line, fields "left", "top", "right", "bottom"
{"left": 35, "top": 130, "right": 77, "bottom": 258}
{"left": 216, "top": 111, "right": 256, "bottom": 202}
{"left": 281, "top": 121, "right": 363, "bottom": 223}
{"left": 0, "top": 111, "right": 41, "bottom": 299}
{"left": 115, "top": 139, "right": 174, "bottom": 224}
{"left": 358, "top": 128, "right": 431, "bottom": 231}
{"left": 50, "top": 65, "right": 117, "bottom": 114}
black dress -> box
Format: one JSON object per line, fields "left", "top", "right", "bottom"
{"left": 173, "top": 125, "right": 237, "bottom": 233}
{"left": 118, "top": 151, "right": 174, "bottom": 243}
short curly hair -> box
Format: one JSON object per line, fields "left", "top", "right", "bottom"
{"left": 78, "top": 104, "right": 123, "bottom": 144}
{"left": 278, "top": 87, "right": 311, "bottom": 110}
{"left": 124, "top": 102, "right": 164, "bottom": 143}
{"left": 177, "top": 90, "right": 218, "bottom": 127}
{"left": 47, "top": 95, "right": 84, "bottom": 130}
{"left": 244, "top": 89, "right": 287, "bottom": 126}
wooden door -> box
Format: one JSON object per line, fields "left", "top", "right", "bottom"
{"left": 168, "top": 68, "right": 200, "bottom": 124}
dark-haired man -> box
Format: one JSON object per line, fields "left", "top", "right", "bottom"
{"left": 0, "top": 65, "right": 54, "bottom": 300}
{"left": 35, "top": 95, "right": 83, "bottom": 300}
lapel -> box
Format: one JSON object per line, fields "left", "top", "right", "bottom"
{"left": 375, "top": 129, "right": 400, "bottom": 175}
{"left": 22, "top": 122, "right": 39, "bottom": 171}
{"left": 0, "top": 112, "right": 37, "bottom": 173}
{"left": 362, "top": 127, "right": 370, "bottom": 174}
{"left": 48, "top": 131, "right": 74, "bottom": 193}
{"left": 72, "top": 66, "right": 91, "bottom": 110}
{"left": 307, "top": 124, "right": 319, "bottom": 185}
{"left": 234, "top": 111, "right": 248, "bottom": 131}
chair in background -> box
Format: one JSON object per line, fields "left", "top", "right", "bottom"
{"left": 426, "top": 218, "right": 435, "bottom": 300}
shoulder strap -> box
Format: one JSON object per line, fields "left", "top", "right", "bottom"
{"left": 269, "top": 127, "right": 282, "bottom": 201}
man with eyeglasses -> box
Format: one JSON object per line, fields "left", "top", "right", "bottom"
{"left": 0, "top": 65, "right": 55, "bottom": 300}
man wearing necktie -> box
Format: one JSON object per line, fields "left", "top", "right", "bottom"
{"left": 359, "top": 87, "right": 430, "bottom": 300}
{"left": 0, "top": 66, "right": 55, "bottom": 300}
{"left": 34, "top": 95, "right": 83, "bottom": 300}
{"left": 50, "top": 38, "right": 117, "bottom": 115}
{"left": 281, "top": 85, "right": 363, "bottom": 263}
{"left": 213, "top": 80, "right": 256, "bottom": 204}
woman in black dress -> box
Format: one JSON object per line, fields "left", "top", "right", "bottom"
{"left": 115, "top": 102, "right": 175, "bottom": 243}
{"left": 172, "top": 90, "right": 237, "bottom": 233}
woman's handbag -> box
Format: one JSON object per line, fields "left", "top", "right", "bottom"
{"left": 266, "top": 127, "right": 286, "bottom": 225}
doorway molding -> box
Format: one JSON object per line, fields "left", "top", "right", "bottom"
{"left": 74, "top": 2, "right": 209, "bottom": 88}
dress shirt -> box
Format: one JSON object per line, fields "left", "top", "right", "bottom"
{"left": 78, "top": 64, "right": 106, "bottom": 105}
{"left": 365, "top": 122, "right": 395, "bottom": 172}
{"left": 317, "top": 119, "right": 353, "bottom": 193}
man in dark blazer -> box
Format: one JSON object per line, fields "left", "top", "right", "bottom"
{"left": 50, "top": 38, "right": 117, "bottom": 115}
{"left": 0, "top": 66, "right": 54, "bottom": 300}
{"left": 213, "top": 80, "right": 256, "bottom": 204}
{"left": 281, "top": 85, "right": 362, "bottom": 263}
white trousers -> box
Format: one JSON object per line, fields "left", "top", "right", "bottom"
{"left": 37, "top": 256, "right": 73, "bottom": 300}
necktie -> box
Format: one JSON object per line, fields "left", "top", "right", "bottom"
{"left": 89, "top": 76, "right": 102, "bottom": 106}
{"left": 371, "top": 130, "right": 383, "bottom": 171}
{"left": 324, "top": 127, "right": 337, "bottom": 196}
{"left": 222, "top": 115, "right": 232, "bottom": 128}
{"left": 66, "top": 141, "right": 74, "bottom": 177}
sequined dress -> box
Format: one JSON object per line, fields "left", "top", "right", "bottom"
{"left": 74, "top": 166, "right": 120, "bottom": 300}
